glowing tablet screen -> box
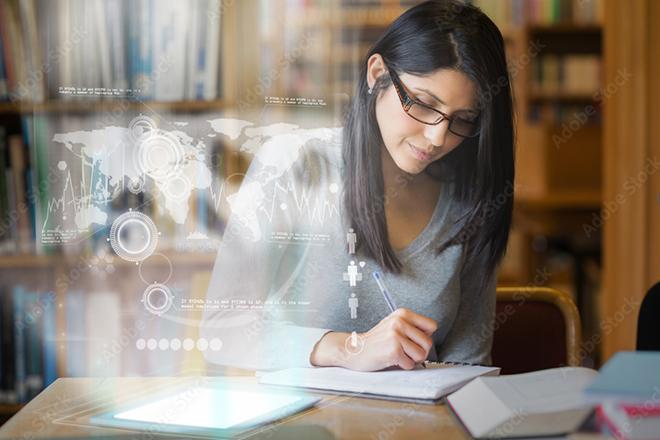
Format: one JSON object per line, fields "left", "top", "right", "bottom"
{"left": 113, "top": 386, "right": 304, "bottom": 430}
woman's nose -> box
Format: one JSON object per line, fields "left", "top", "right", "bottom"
{"left": 423, "top": 119, "right": 450, "bottom": 149}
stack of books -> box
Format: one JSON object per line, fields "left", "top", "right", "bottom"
{"left": 585, "top": 351, "right": 660, "bottom": 440}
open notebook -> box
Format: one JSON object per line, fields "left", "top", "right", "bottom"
{"left": 258, "top": 362, "right": 500, "bottom": 404}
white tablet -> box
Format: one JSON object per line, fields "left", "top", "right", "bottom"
{"left": 90, "top": 384, "right": 321, "bottom": 438}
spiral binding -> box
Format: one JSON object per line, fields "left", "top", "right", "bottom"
{"left": 424, "top": 360, "right": 491, "bottom": 367}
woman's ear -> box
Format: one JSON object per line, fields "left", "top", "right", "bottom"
{"left": 366, "top": 53, "right": 388, "bottom": 92}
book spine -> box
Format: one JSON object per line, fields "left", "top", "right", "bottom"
{"left": 65, "top": 290, "right": 86, "bottom": 377}
{"left": 0, "top": 29, "right": 7, "bottom": 100}
{"left": 27, "top": 116, "right": 50, "bottom": 255}
{"left": 24, "top": 291, "right": 43, "bottom": 400}
{"left": 12, "top": 285, "right": 26, "bottom": 403}
{"left": 0, "top": 1, "right": 16, "bottom": 97}
{"left": 0, "top": 128, "right": 9, "bottom": 252}
{"left": 135, "top": 0, "right": 154, "bottom": 99}
{"left": 93, "top": 0, "right": 112, "bottom": 91}
{"left": 1, "top": 286, "right": 16, "bottom": 403}
{"left": 42, "top": 291, "right": 57, "bottom": 387}
{"left": 17, "top": 0, "right": 45, "bottom": 101}
{"left": 106, "top": 0, "right": 128, "bottom": 91}
{"left": 204, "top": 0, "right": 221, "bottom": 100}
{"left": 0, "top": 287, "right": 3, "bottom": 400}
{"left": 8, "top": 135, "right": 31, "bottom": 254}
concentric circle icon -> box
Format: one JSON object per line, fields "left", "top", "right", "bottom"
{"left": 141, "top": 283, "right": 174, "bottom": 316}
{"left": 128, "top": 114, "right": 157, "bottom": 143}
{"left": 138, "top": 252, "right": 173, "bottom": 286}
{"left": 127, "top": 177, "right": 145, "bottom": 194}
{"left": 162, "top": 174, "right": 191, "bottom": 201}
{"left": 135, "top": 130, "right": 185, "bottom": 181}
{"left": 344, "top": 332, "right": 365, "bottom": 355}
{"left": 109, "top": 211, "right": 158, "bottom": 262}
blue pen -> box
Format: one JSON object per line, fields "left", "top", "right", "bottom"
{"left": 372, "top": 271, "right": 397, "bottom": 312}
{"left": 373, "top": 271, "right": 427, "bottom": 368}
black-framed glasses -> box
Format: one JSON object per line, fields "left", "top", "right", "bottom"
{"left": 385, "top": 63, "right": 480, "bottom": 138}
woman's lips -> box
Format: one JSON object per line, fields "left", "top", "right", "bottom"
{"left": 408, "top": 142, "right": 432, "bottom": 161}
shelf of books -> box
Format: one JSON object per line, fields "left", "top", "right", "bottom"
{"left": 0, "top": 0, "right": 258, "bottom": 416}
{"left": 0, "top": 0, "right": 607, "bottom": 419}
{"left": 477, "top": 0, "right": 604, "bottom": 367}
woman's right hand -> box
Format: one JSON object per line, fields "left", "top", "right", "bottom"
{"left": 310, "top": 308, "right": 438, "bottom": 371}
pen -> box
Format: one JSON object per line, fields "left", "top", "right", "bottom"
{"left": 372, "top": 271, "right": 426, "bottom": 368}
{"left": 372, "top": 271, "right": 396, "bottom": 312}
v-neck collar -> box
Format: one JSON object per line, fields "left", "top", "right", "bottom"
{"left": 395, "top": 182, "right": 451, "bottom": 260}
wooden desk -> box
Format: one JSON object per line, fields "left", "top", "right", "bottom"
{"left": 0, "top": 376, "right": 468, "bottom": 439}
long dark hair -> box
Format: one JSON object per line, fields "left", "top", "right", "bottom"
{"left": 342, "top": 0, "right": 515, "bottom": 278}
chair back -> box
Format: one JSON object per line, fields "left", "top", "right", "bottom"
{"left": 492, "top": 287, "right": 582, "bottom": 374}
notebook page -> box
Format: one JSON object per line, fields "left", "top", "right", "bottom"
{"left": 260, "top": 365, "right": 500, "bottom": 400}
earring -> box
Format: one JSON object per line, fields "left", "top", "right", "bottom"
{"left": 367, "top": 87, "right": 373, "bottom": 95}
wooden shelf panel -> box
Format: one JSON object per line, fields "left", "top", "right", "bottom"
{"left": 515, "top": 191, "right": 602, "bottom": 210}
{"left": 527, "top": 24, "right": 602, "bottom": 35}
{"left": 0, "top": 404, "right": 23, "bottom": 415}
{"left": 289, "top": 8, "right": 404, "bottom": 28}
{"left": 528, "top": 91, "right": 599, "bottom": 102}
{"left": 0, "top": 99, "right": 233, "bottom": 115}
{"left": 0, "top": 254, "right": 54, "bottom": 268}
{"left": 0, "top": 252, "right": 216, "bottom": 268}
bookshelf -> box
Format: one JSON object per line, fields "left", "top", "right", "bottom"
{"left": 0, "top": 0, "right": 608, "bottom": 422}
{"left": 479, "top": 0, "right": 604, "bottom": 367}
{"left": 0, "top": 0, "right": 260, "bottom": 420}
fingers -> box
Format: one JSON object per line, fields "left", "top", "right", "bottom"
{"left": 397, "top": 336, "right": 428, "bottom": 365}
{"left": 391, "top": 318, "right": 433, "bottom": 356}
{"left": 386, "top": 325, "right": 431, "bottom": 370}
{"left": 390, "top": 308, "right": 438, "bottom": 335}
{"left": 390, "top": 341, "right": 417, "bottom": 370}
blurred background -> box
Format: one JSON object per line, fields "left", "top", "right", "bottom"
{"left": 0, "top": 0, "right": 658, "bottom": 425}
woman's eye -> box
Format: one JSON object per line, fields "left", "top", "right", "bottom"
{"left": 414, "top": 96, "right": 435, "bottom": 107}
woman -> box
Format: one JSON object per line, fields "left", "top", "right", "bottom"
{"left": 201, "top": 0, "right": 514, "bottom": 372}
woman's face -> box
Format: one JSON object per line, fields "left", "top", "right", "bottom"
{"left": 367, "top": 54, "right": 479, "bottom": 176}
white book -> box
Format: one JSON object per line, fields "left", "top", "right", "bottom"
{"left": 259, "top": 362, "right": 500, "bottom": 404}
{"left": 93, "top": 0, "right": 112, "bottom": 90}
{"left": 81, "top": 1, "right": 100, "bottom": 90}
{"left": 152, "top": 1, "right": 188, "bottom": 101}
{"left": 57, "top": 0, "right": 72, "bottom": 97}
{"left": 185, "top": 0, "right": 203, "bottom": 100}
{"left": 203, "top": 0, "right": 221, "bottom": 101}
{"left": 105, "top": 0, "right": 128, "bottom": 91}
{"left": 446, "top": 367, "right": 599, "bottom": 438}
{"left": 85, "top": 291, "right": 121, "bottom": 376}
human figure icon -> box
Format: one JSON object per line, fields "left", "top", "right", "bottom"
{"left": 347, "top": 228, "right": 357, "bottom": 254}
{"left": 344, "top": 260, "right": 362, "bottom": 287}
{"left": 348, "top": 293, "right": 359, "bottom": 319}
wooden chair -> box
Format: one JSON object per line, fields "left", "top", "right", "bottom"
{"left": 492, "top": 287, "right": 582, "bottom": 374}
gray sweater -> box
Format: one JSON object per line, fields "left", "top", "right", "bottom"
{"left": 201, "top": 126, "right": 495, "bottom": 371}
